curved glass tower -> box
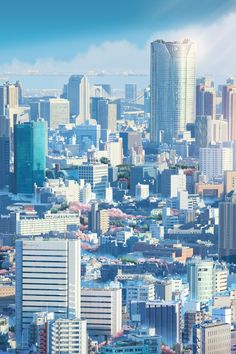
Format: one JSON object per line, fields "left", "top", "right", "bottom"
{"left": 150, "top": 39, "right": 196, "bottom": 145}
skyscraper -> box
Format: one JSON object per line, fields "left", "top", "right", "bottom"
{"left": 219, "top": 191, "right": 236, "bottom": 262}
{"left": 196, "top": 83, "right": 216, "bottom": 118}
{"left": 40, "top": 98, "right": 70, "bottom": 128}
{"left": 222, "top": 84, "right": 236, "bottom": 141}
{"left": 67, "top": 75, "right": 90, "bottom": 124}
{"left": 150, "top": 39, "right": 196, "bottom": 144}
{"left": 0, "top": 115, "right": 10, "bottom": 189}
{"left": 14, "top": 120, "right": 47, "bottom": 194}
{"left": 15, "top": 238, "right": 81, "bottom": 348}
{"left": 125, "top": 83, "right": 137, "bottom": 100}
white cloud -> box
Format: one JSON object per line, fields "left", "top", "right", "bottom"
{"left": 1, "top": 11, "right": 236, "bottom": 81}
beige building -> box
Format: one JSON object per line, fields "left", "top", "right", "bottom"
{"left": 224, "top": 171, "right": 236, "bottom": 195}
{"left": 193, "top": 321, "right": 231, "bottom": 354}
{"left": 81, "top": 288, "right": 122, "bottom": 337}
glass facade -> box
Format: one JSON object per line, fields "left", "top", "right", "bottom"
{"left": 14, "top": 121, "right": 46, "bottom": 194}
{"left": 150, "top": 39, "right": 196, "bottom": 144}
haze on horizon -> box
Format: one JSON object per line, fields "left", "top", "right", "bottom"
{"left": 1, "top": 0, "right": 236, "bottom": 80}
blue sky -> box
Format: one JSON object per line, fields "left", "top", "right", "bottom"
{"left": 1, "top": 0, "right": 236, "bottom": 62}
{"left": 1, "top": 0, "right": 236, "bottom": 79}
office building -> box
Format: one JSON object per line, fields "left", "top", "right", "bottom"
{"left": 97, "top": 99, "right": 117, "bottom": 135}
{"left": 0, "top": 116, "right": 10, "bottom": 189}
{"left": 50, "top": 318, "right": 87, "bottom": 354}
{"left": 15, "top": 239, "right": 81, "bottom": 348}
{"left": 199, "top": 145, "right": 233, "bottom": 181}
{"left": 224, "top": 170, "right": 236, "bottom": 194}
{"left": 88, "top": 202, "right": 109, "bottom": 235}
{"left": 222, "top": 84, "right": 236, "bottom": 141}
{"left": 125, "top": 282, "right": 155, "bottom": 312}
{"left": 196, "top": 83, "right": 216, "bottom": 118}
{"left": 150, "top": 39, "right": 196, "bottom": 144}
{"left": 76, "top": 120, "right": 101, "bottom": 155}
{"left": 107, "top": 135, "right": 123, "bottom": 166}
{"left": 0, "top": 81, "right": 19, "bottom": 116}
{"left": 67, "top": 75, "right": 90, "bottom": 123}
{"left": 219, "top": 191, "right": 236, "bottom": 263}
{"left": 134, "top": 300, "right": 181, "bottom": 347}
{"left": 40, "top": 98, "right": 70, "bottom": 128}
{"left": 135, "top": 183, "right": 149, "bottom": 200}
{"left": 81, "top": 288, "right": 122, "bottom": 337}
{"left": 119, "top": 131, "right": 142, "bottom": 157}
{"left": 15, "top": 211, "right": 80, "bottom": 236}
{"left": 170, "top": 170, "right": 186, "bottom": 198}
{"left": 14, "top": 120, "right": 47, "bottom": 194}
{"left": 78, "top": 163, "right": 108, "bottom": 199}
{"left": 183, "top": 311, "right": 208, "bottom": 344}
{"left": 125, "top": 83, "right": 137, "bottom": 100}
{"left": 155, "top": 280, "right": 173, "bottom": 301}
{"left": 187, "top": 259, "right": 214, "bottom": 302}
{"left": 29, "top": 101, "right": 40, "bottom": 121}
{"left": 193, "top": 322, "right": 231, "bottom": 354}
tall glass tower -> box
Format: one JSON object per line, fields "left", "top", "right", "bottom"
{"left": 150, "top": 39, "right": 196, "bottom": 145}
{"left": 14, "top": 120, "right": 46, "bottom": 194}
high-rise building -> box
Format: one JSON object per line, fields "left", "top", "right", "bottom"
{"left": 135, "top": 183, "right": 149, "bottom": 200}
{"left": 40, "top": 98, "right": 70, "bottom": 128}
{"left": 50, "top": 318, "right": 87, "bottom": 354}
{"left": 88, "top": 202, "right": 109, "bottom": 235}
{"left": 133, "top": 300, "right": 181, "bottom": 347}
{"left": 187, "top": 258, "right": 214, "bottom": 302}
{"left": 150, "top": 39, "right": 196, "bottom": 144}
{"left": 15, "top": 238, "right": 81, "bottom": 348}
{"left": 81, "top": 288, "right": 122, "bottom": 337}
{"left": 0, "top": 116, "right": 10, "bottom": 189}
{"left": 125, "top": 83, "right": 137, "bottom": 100}
{"left": 119, "top": 131, "right": 142, "bottom": 157}
{"left": 193, "top": 322, "right": 231, "bottom": 354}
{"left": 76, "top": 120, "right": 101, "bottom": 155}
{"left": 97, "top": 99, "right": 117, "bottom": 141}
{"left": 183, "top": 311, "right": 208, "bottom": 344}
{"left": 67, "top": 75, "right": 90, "bottom": 124}
{"left": 29, "top": 101, "right": 40, "bottom": 121}
{"left": 219, "top": 191, "right": 236, "bottom": 263}
{"left": 78, "top": 163, "right": 108, "bottom": 199}
{"left": 14, "top": 120, "right": 47, "bottom": 194}
{"left": 199, "top": 145, "right": 233, "bottom": 181}
{"left": 222, "top": 84, "right": 236, "bottom": 141}
{"left": 196, "top": 83, "right": 216, "bottom": 118}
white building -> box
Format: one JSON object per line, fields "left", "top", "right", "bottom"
{"left": 187, "top": 258, "right": 214, "bottom": 302}
{"left": 79, "top": 180, "right": 92, "bottom": 204}
{"left": 81, "top": 288, "right": 122, "bottom": 337}
{"left": 200, "top": 145, "right": 233, "bottom": 181}
{"left": 15, "top": 211, "right": 80, "bottom": 236}
{"left": 78, "top": 163, "right": 108, "bottom": 199}
{"left": 51, "top": 318, "right": 87, "bottom": 354}
{"left": 67, "top": 75, "right": 90, "bottom": 124}
{"left": 16, "top": 239, "right": 81, "bottom": 348}
{"left": 135, "top": 183, "right": 149, "bottom": 200}
{"left": 170, "top": 171, "right": 186, "bottom": 198}
{"left": 126, "top": 282, "right": 155, "bottom": 311}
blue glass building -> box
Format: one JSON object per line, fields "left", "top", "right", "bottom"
{"left": 14, "top": 120, "right": 47, "bottom": 194}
